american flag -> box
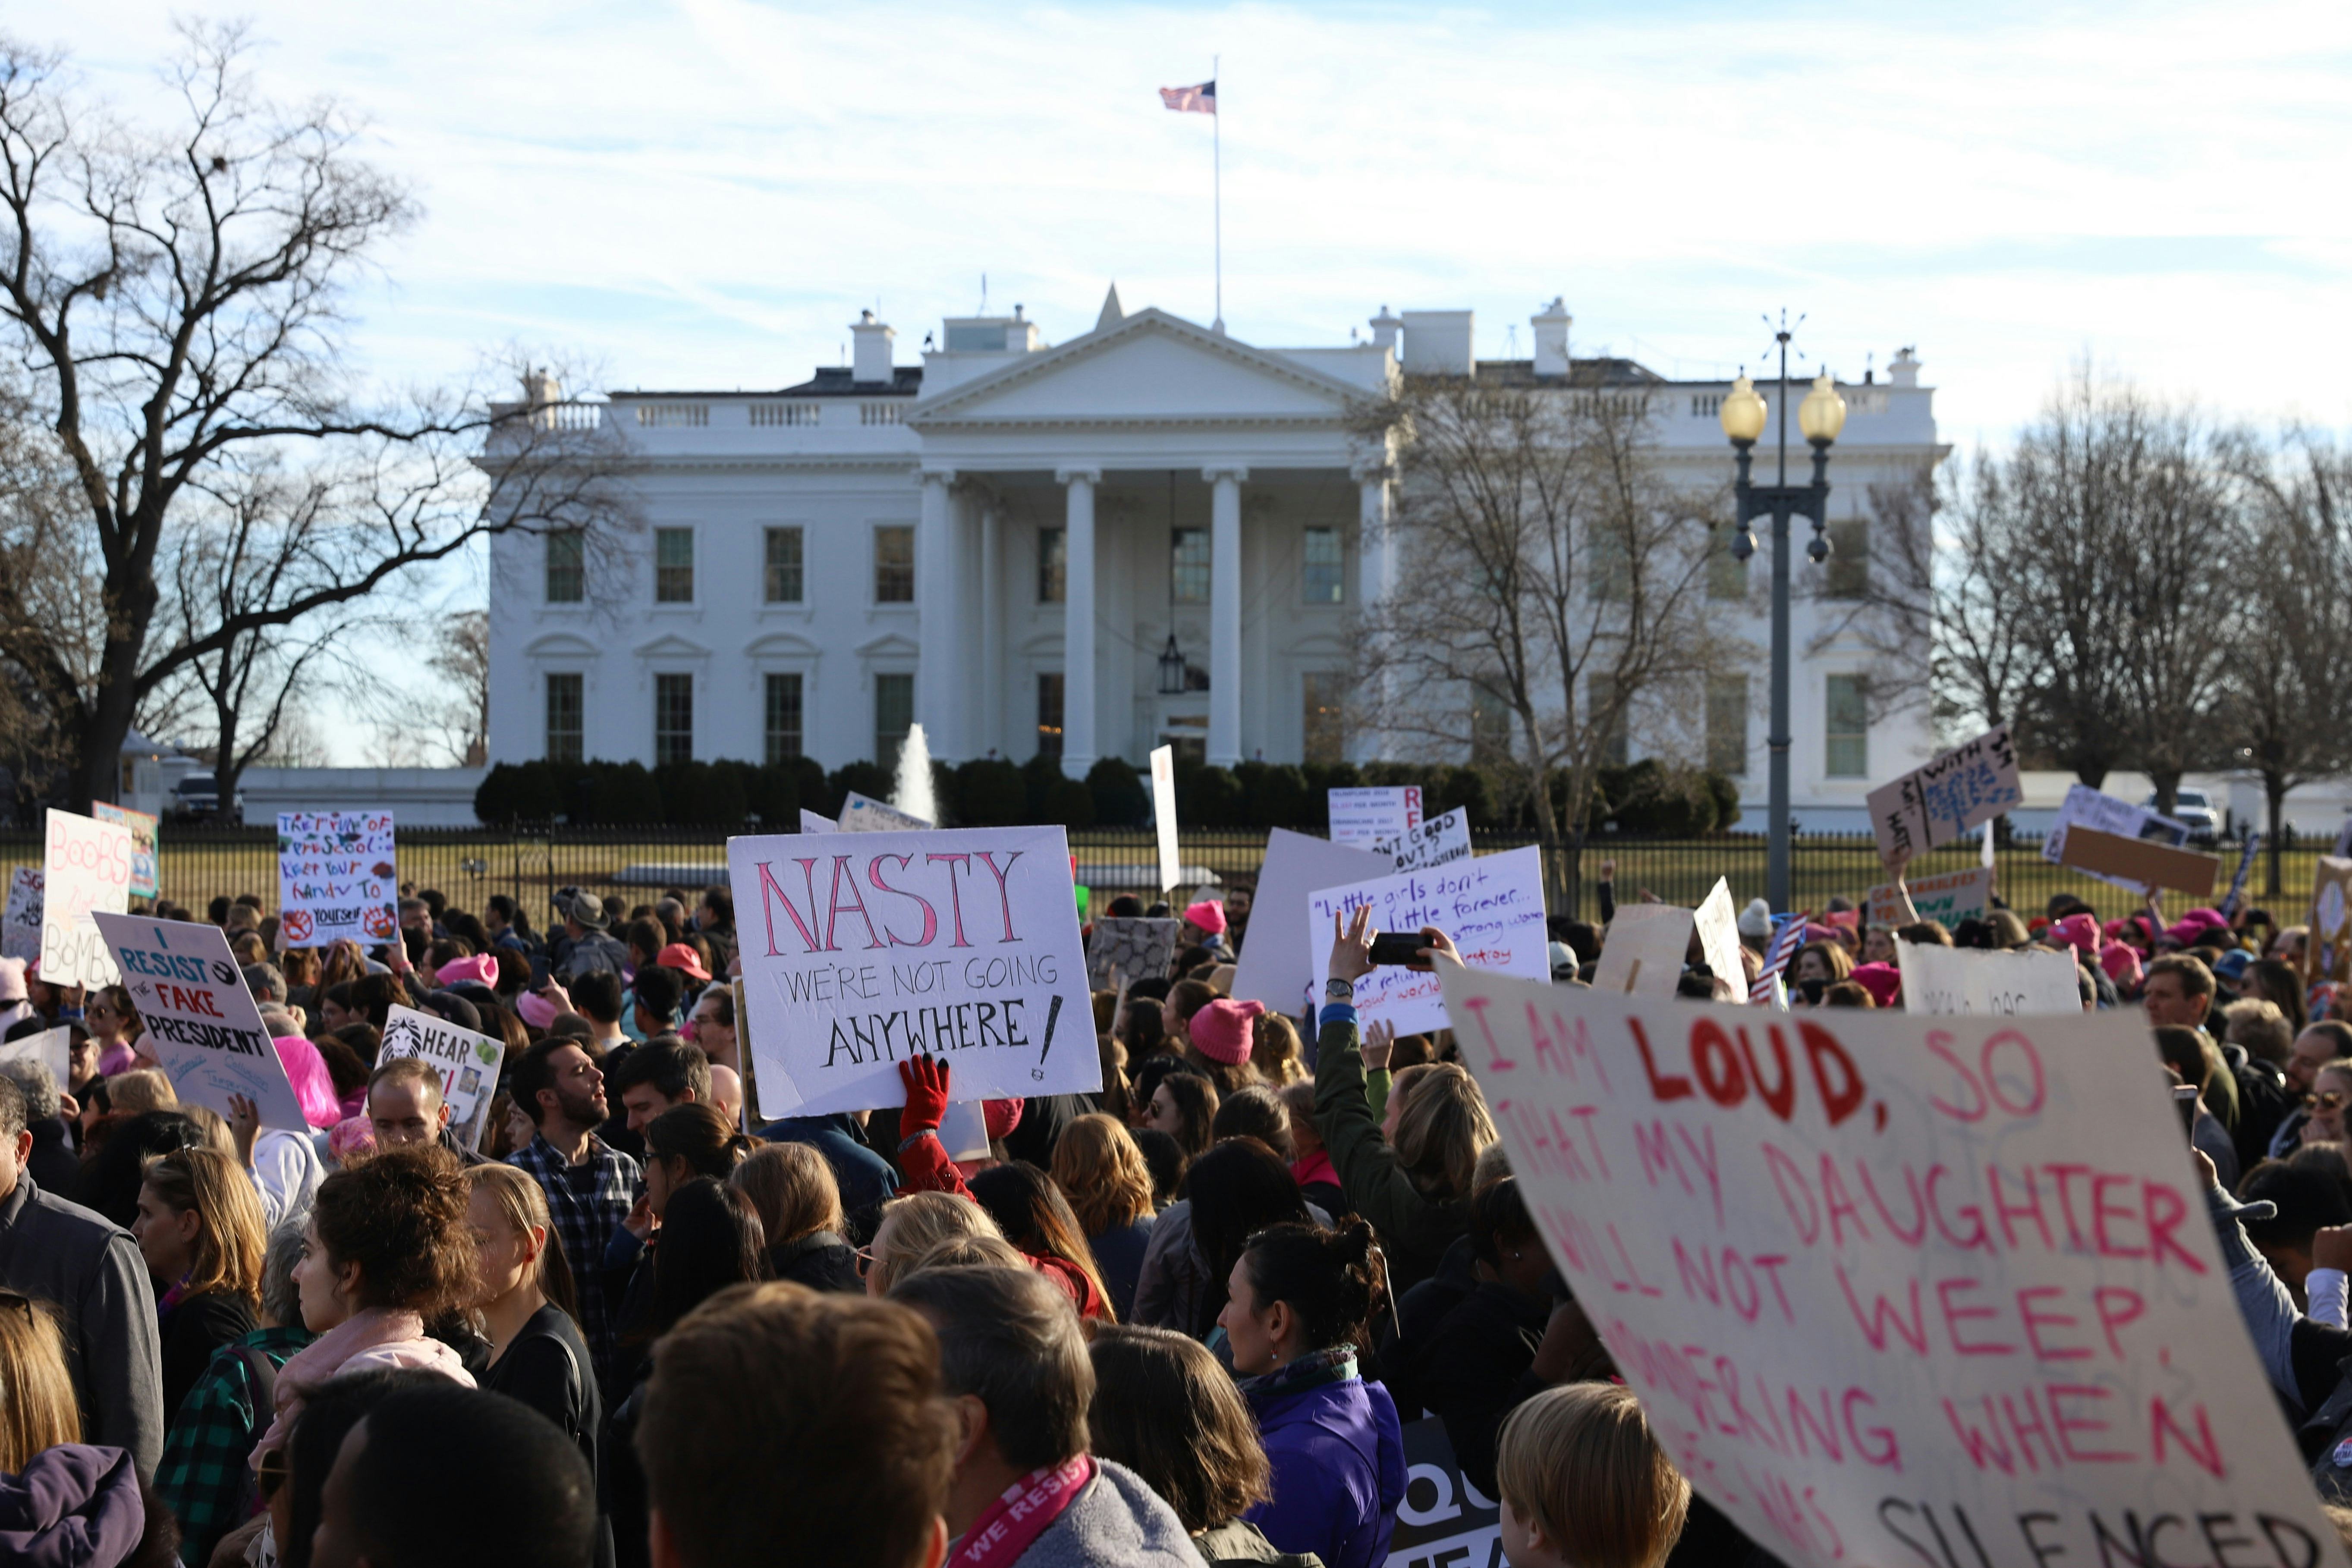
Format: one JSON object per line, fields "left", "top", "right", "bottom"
{"left": 1751, "top": 913, "right": 1806, "bottom": 1004}
{"left": 1160, "top": 80, "right": 1217, "bottom": 115}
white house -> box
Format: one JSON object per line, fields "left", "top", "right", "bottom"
{"left": 485, "top": 291, "right": 1942, "bottom": 826}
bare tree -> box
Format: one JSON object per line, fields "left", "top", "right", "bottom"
{"left": 1799, "top": 463, "right": 1938, "bottom": 725}
{"left": 0, "top": 25, "right": 629, "bottom": 808}
{"left": 2228, "top": 434, "right": 2352, "bottom": 891}
{"left": 1354, "top": 376, "right": 1743, "bottom": 889}
{"left": 338, "top": 607, "right": 488, "bottom": 767}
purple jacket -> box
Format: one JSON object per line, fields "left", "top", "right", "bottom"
{"left": 0, "top": 1446, "right": 144, "bottom": 1568}
{"left": 1245, "top": 1375, "right": 1407, "bottom": 1568}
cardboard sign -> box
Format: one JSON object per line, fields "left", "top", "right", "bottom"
{"left": 2059, "top": 826, "right": 2218, "bottom": 898}
{"left": 43, "top": 810, "right": 134, "bottom": 989}
{"left": 2310, "top": 856, "right": 2352, "bottom": 984}
{"left": 1374, "top": 805, "right": 1473, "bottom": 874}
{"left": 2, "top": 868, "right": 41, "bottom": 964}
{"left": 0, "top": 1025, "right": 71, "bottom": 1089}
{"left": 1692, "top": 878, "right": 1747, "bottom": 1004}
{"left": 1865, "top": 725, "right": 2022, "bottom": 867}
{"left": 378, "top": 1003, "right": 506, "bottom": 1150}
{"left": 797, "top": 809, "right": 836, "bottom": 834}
{"left": 1587, "top": 902, "right": 1693, "bottom": 998}
{"left": 2041, "top": 785, "right": 2189, "bottom": 892}
{"left": 728, "top": 825, "right": 1098, "bottom": 1118}
{"left": 837, "top": 792, "right": 931, "bottom": 833}
{"left": 1381, "top": 1418, "right": 1500, "bottom": 1568}
{"left": 1898, "top": 940, "right": 2084, "bottom": 1016}
{"left": 1329, "top": 786, "right": 1420, "bottom": 849}
{"left": 1866, "top": 866, "right": 1993, "bottom": 931}
{"left": 1085, "top": 917, "right": 1182, "bottom": 992}
{"left": 1228, "top": 829, "right": 1394, "bottom": 1015}
{"left": 1150, "top": 745, "right": 1179, "bottom": 893}
{"left": 1307, "top": 848, "right": 1550, "bottom": 1034}
{"left": 277, "top": 812, "right": 397, "bottom": 948}
{"left": 92, "top": 913, "right": 308, "bottom": 1131}
{"left": 1439, "top": 968, "right": 2335, "bottom": 1568}
{"left": 91, "top": 803, "right": 160, "bottom": 901}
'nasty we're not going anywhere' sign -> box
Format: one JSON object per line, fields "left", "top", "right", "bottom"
{"left": 727, "top": 825, "right": 1097, "bottom": 1119}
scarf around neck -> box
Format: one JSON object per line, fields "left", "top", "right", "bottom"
{"left": 1238, "top": 1344, "right": 1357, "bottom": 1403}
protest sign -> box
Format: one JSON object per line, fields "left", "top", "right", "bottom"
{"left": 378, "top": 1003, "right": 506, "bottom": 1150}
{"left": 3, "top": 867, "right": 41, "bottom": 963}
{"left": 0, "top": 1024, "right": 70, "bottom": 1088}
{"left": 838, "top": 792, "right": 931, "bottom": 833}
{"left": 2309, "top": 856, "right": 2352, "bottom": 984}
{"left": 1439, "top": 968, "right": 2334, "bottom": 1568}
{"left": 91, "top": 802, "right": 160, "bottom": 901}
{"left": 1692, "top": 878, "right": 1747, "bottom": 1004}
{"left": 1307, "top": 848, "right": 1549, "bottom": 1034}
{"left": 1229, "top": 829, "right": 1393, "bottom": 1014}
{"left": 277, "top": 812, "right": 396, "bottom": 948}
{"left": 727, "top": 824, "right": 1097, "bottom": 1118}
{"left": 2041, "top": 785, "right": 2189, "bottom": 892}
{"left": 1586, "top": 902, "right": 1693, "bottom": 998}
{"left": 92, "top": 912, "right": 307, "bottom": 1130}
{"left": 1381, "top": 1418, "right": 1499, "bottom": 1568}
{"left": 1865, "top": 866, "right": 1992, "bottom": 931}
{"left": 1150, "top": 745, "right": 1179, "bottom": 892}
{"left": 1865, "top": 725, "right": 2022, "bottom": 868}
{"left": 1328, "top": 786, "right": 1419, "bottom": 849}
{"left": 1086, "top": 917, "right": 1182, "bottom": 992}
{"left": 2219, "top": 831, "right": 2262, "bottom": 920}
{"left": 2059, "top": 826, "right": 2218, "bottom": 898}
{"left": 1374, "top": 806, "right": 1472, "bottom": 874}
{"left": 1898, "top": 939, "right": 2084, "bottom": 1016}
{"left": 43, "top": 810, "right": 133, "bottom": 989}
{"left": 797, "top": 809, "right": 836, "bottom": 834}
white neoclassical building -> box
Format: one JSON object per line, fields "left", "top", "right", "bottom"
{"left": 486, "top": 289, "right": 1942, "bottom": 826}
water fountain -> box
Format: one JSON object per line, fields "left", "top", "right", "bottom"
{"left": 892, "top": 722, "right": 937, "bottom": 825}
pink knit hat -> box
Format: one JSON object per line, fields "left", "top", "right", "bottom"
{"left": 1183, "top": 900, "right": 1228, "bottom": 937}
{"left": 2100, "top": 941, "right": 2143, "bottom": 988}
{"left": 2052, "top": 913, "right": 2100, "bottom": 957}
{"left": 274, "top": 1036, "right": 344, "bottom": 1130}
{"left": 517, "top": 981, "right": 571, "bottom": 1031}
{"left": 434, "top": 953, "right": 499, "bottom": 988}
{"left": 1189, "top": 998, "right": 1264, "bottom": 1065}
{"left": 1849, "top": 963, "right": 1900, "bottom": 1009}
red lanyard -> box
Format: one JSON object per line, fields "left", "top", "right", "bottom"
{"left": 951, "top": 1455, "right": 1095, "bottom": 1568}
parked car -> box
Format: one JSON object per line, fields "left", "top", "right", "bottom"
{"left": 2142, "top": 787, "right": 2219, "bottom": 845}
{"left": 170, "top": 773, "right": 244, "bottom": 825}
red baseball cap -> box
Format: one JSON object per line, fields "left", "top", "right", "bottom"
{"left": 656, "top": 942, "right": 713, "bottom": 982}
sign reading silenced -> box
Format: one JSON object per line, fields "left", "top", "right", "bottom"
{"left": 1438, "top": 967, "right": 2332, "bottom": 1568}
{"left": 727, "top": 825, "right": 1099, "bottom": 1119}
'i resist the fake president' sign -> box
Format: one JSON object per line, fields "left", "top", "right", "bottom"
{"left": 1437, "top": 966, "right": 2335, "bottom": 1568}
{"left": 727, "top": 825, "right": 1098, "bottom": 1119}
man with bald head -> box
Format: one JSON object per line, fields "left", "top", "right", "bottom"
{"left": 367, "top": 1058, "right": 488, "bottom": 1165}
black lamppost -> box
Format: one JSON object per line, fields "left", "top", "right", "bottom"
{"left": 1719, "top": 320, "right": 1847, "bottom": 912}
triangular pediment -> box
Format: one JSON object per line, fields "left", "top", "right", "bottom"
{"left": 632, "top": 633, "right": 711, "bottom": 660}
{"left": 911, "top": 308, "right": 1369, "bottom": 426}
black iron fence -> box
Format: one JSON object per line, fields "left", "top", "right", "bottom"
{"left": 0, "top": 823, "right": 2294, "bottom": 928}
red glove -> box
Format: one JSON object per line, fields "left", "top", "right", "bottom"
{"left": 899, "top": 1054, "right": 950, "bottom": 1136}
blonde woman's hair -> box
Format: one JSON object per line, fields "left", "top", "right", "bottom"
{"left": 179, "top": 1103, "right": 237, "bottom": 1161}
{"left": 141, "top": 1147, "right": 266, "bottom": 1306}
{"left": 0, "top": 1292, "right": 82, "bottom": 1472}
{"left": 1497, "top": 1383, "right": 1691, "bottom": 1568}
{"left": 1250, "top": 1014, "right": 1305, "bottom": 1085}
{"left": 869, "top": 1191, "right": 1000, "bottom": 1296}
{"left": 1392, "top": 1063, "right": 1497, "bottom": 1202}
{"left": 1049, "top": 1114, "right": 1154, "bottom": 1235}
{"left": 466, "top": 1163, "right": 578, "bottom": 1321}
{"left": 896, "top": 1232, "right": 1027, "bottom": 1283}
{"left": 729, "top": 1143, "right": 843, "bottom": 1247}
{"left": 108, "top": 1068, "right": 177, "bottom": 1116}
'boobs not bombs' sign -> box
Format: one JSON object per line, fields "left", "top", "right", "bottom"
{"left": 727, "top": 825, "right": 1098, "bottom": 1119}
{"left": 1437, "top": 967, "right": 2333, "bottom": 1567}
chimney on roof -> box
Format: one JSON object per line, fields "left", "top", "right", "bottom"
{"left": 851, "top": 309, "right": 896, "bottom": 385}
{"left": 1400, "top": 310, "right": 1475, "bottom": 377}
{"left": 1531, "top": 297, "right": 1571, "bottom": 378}
{"left": 1368, "top": 306, "right": 1401, "bottom": 356}
{"left": 1888, "top": 346, "right": 1921, "bottom": 388}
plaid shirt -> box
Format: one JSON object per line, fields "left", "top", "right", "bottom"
{"left": 510, "top": 1132, "right": 642, "bottom": 1387}
{"left": 153, "top": 1323, "right": 312, "bottom": 1567}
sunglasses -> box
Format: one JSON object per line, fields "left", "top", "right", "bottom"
{"left": 855, "top": 1247, "right": 875, "bottom": 1280}
{"left": 2308, "top": 1090, "right": 2348, "bottom": 1113}
{"left": 256, "top": 1448, "right": 290, "bottom": 1502}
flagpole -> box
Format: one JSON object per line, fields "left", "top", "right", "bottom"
{"left": 1211, "top": 54, "right": 1222, "bottom": 331}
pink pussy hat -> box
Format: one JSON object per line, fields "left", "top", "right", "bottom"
{"left": 1189, "top": 998, "right": 1265, "bottom": 1065}
{"left": 1183, "top": 900, "right": 1228, "bottom": 937}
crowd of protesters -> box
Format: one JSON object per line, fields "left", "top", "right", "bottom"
{"left": 8, "top": 856, "right": 2352, "bottom": 1568}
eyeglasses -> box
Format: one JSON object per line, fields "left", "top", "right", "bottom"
{"left": 256, "top": 1449, "right": 290, "bottom": 1502}
{"left": 854, "top": 1247, "right": 874, "bottom": 1280}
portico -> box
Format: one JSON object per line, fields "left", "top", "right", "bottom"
{"left": 906, "top": 300, "right": 1393, "bottom": 774}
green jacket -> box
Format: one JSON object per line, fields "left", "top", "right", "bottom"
{"left": 1312, "top": 1011, "right": 1472, "bottom": 1293}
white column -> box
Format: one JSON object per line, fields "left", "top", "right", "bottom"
{"left": 979, "top": 496, "right": 1003, "bottom": 759}
{"left": 917, "top": 469, "right": 961, "bottom": 762}
{"left": 1353, "top": 462, "right": 1393, "bottom": 762}
{"left": 1205, "top": 466, "right": 1247, "bottom": 767}
{"left": 1057, "top": 467, "right": 1101, "bottom": 779}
